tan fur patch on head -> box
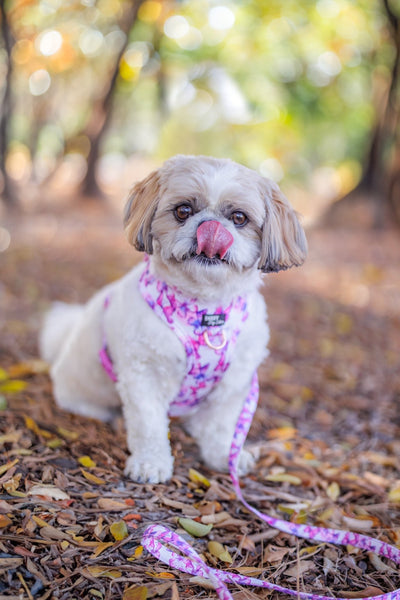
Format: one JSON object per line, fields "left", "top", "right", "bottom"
{"left": 123, "top": 169, "right": 161, "bottom": 253}
{"left": 259, "top": 184, "right": 307, "bottom": 273}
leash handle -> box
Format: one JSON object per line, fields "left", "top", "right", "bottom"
{"left": 142, "top": 373, "right": 400, "bottom": 600}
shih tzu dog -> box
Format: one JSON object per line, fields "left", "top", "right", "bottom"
{"left": 40, "top": 155, "right": 307, "bottom": 483}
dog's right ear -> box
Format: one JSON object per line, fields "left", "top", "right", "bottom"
{"left": 123, "top": 169, "right": 161, "bottom": 253}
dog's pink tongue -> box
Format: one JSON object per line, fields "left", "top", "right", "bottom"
{"left": 196, "top": 220, "right": 233, "bottom": 260}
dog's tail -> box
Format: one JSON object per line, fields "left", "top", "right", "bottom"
{"left": 39, "top": 302, "right": 84, "bottom": 365}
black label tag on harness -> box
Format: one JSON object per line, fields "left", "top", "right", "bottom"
{"left": 201, "top": 314, "right": 226, "bottom": 327}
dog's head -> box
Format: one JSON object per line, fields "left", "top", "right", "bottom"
{"left": 124, "top": 155, "right": 307, "bottom": 291}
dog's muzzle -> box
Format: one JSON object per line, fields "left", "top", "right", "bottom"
{"left": 196, "top": 220, "right": 234, "bottom": 260}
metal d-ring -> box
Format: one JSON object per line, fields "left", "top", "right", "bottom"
{"left": 204, "top": 329, "right": 227, "bottom": 350}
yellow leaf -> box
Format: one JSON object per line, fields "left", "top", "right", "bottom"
{"left": 388, "top": 486, "right": 400, "bottom": 503}
{"left": 78, "top": 455, "right": 97, "bottom": 468}
{"left": 60, "top": 541, "right": 69, "bottom": 550}
{"left": 207, "top": 541, "right": 233, "bottom": 564}
{"left": 156, "top": 572, "right": 175, "bottom": 579}
{"left": 0, "top": 380, "right": 27, "bottom": 393}
{"left": 266, "top": 473, "right": 302, "bottom": 485}
{"left": 86, "top": 565, "right": 122, "bottom": 579}
{"left": 57, "top": 427, "right": 79, "bottom": 441}
{"left": 3, "top": 473, "right": 22, "bottom": 493}
{"left": 90, "top": 542, "right": 115, "bottom": 559}
{"left": 123, "top": 586, "right": 148, "bottom": 600}
{"left": 110, "top": 520, "right": 128, "bottom": 541}
{"left": 74, "top": 537, "right": 98, "bottom": 548}
{"left": 334, "top": 313, "right": 353, "bottom": 335}
{"left": 7, "top": 360, "right": 48, "bottom": 377}
{"left": 327, "top": 482, "right": 340, "bottom": 501}
{"left": 46, "top": 438, "right": 63, "bottom": 449}
{"left": 83, "top": 492, "right": 99, "bottom": 500}
{"left": 188, "top": 468, "right": 210, "bottom": 488}
{"left": 32, "top": 515, "right": 49, "bottom": 528}
{"left": 0, "top": 431, "right": 21, "bottom": 445}
{"left": 23, "top": 416, "right": 53, "bottom": 439}
{"left": 0, "top": 368, "right": 8, "bottom": 381}
{"left": 81, "top": 469, "right": 105, "bottom": 485}
{"left": 127, "top": 545, "right": 144, "bottom": 561}
{"left": 178, "top": 518, "right": 212, "bottom": 537}
{"left": 0, "top": 458, "right": 19, "bottom": 476}
{"left": 8, "top": 490, "right": 26, "bottom": 498}
{"left": 268, "top": 427, "right": 297, "bottom": 440}
{"left": 0, "top": 515, "right": 12, "bottom": 528}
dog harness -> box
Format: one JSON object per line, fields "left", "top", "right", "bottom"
{"left": 100, "top": 259, "right": 400, "bottom": 600}
{"left": 99, "top": 255, "right": 250, "bottom": 417}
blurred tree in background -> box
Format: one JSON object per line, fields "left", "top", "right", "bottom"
{"left": 0, "top": 0, "right": 399, "bottom": 225}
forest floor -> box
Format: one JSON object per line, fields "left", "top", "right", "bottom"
{"left": 1, "top": 205, "right": 400, "bottom": 600}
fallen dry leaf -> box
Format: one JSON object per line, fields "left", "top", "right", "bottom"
{"left": 178, "top": 517, "right": 213, "bottom": 537}
{"left": 110, "top": 520, "right": 129, "bottom": 541}
{"left": 28, "top": 484, "right": 70, "bottom": 500}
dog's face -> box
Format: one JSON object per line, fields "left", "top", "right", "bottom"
{"left": 124, "top": 155, "right": 307, "bottom": 289}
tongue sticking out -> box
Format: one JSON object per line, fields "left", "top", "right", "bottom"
{"left": 196, "top": 220, "right": 234, "bottom": 260}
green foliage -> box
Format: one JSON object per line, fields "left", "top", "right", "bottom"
{"left": 0, "top": 0, "right": 397, "bottom": 200}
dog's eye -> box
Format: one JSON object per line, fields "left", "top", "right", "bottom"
{"left": 230, "top": 211, "right": 248, "bottom": 227}
{"left": 174, "top": 204, "right": 193, "bottom": 222}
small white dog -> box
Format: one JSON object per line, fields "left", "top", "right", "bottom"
{"left": 40, "top": 155, "right": 307, "bottom": 483}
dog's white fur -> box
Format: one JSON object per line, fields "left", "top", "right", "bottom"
{"left": 40, "top": 155, "right": 307, "bottom": 483}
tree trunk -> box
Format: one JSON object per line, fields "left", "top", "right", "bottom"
{"left": 0, "top": 0, "right": 16, "bottom": 205}
{"left": 81, "top": 0, "right": 144, "bottom": 198}
{"left": 323, "top": 0, "right": 400, "bottom": 228}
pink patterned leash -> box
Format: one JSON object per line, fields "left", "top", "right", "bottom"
{"left": 142, "top": 374, "right": 400, "bottom": 600}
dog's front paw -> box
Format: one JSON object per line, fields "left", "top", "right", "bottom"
{"left": 203, "top": 447, "right": 257, "bottom": 476}
{"left": 124, "top": 454, "right": 174, "bottom": 484}
{"left": 237, "top": 448, "right": 257, "bottom": 476}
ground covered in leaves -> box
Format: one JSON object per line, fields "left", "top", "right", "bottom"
{"left": 1, "top": 207, "right": 400, "bottom": 600}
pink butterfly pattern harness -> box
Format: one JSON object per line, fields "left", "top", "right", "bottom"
{"left": 99, "top": 255, "right": 250, "bottom": 416}
{"left": 100, "top": 257, "right": 400, "bottom": 600}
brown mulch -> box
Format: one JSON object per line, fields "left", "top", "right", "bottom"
{"left": 1, "top": 207, "right": 400, "bottom": 600}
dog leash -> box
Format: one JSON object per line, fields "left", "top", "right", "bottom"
{"left": 142, "top": 373, "right": 400, "bottom": 600}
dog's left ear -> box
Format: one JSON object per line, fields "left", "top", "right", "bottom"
{"left": 258, "top": 182, "right": 307, "bottom": 273}
{"left": 123, "top": 169, "right": 161, "bottom": 253}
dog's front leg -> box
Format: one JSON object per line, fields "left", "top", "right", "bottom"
{"left": 116, "top": 373, "right": 175, "bottom": 484}
{"left": 183, "top": 372, "right": 257, "bottom": 476}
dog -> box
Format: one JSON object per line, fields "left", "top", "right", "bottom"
{"left": 39, "top": 155, "right": 307, "bottom": 483}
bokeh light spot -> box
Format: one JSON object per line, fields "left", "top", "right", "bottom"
{"left": 164, "top": 15, "right": 190, "bottom": 40}
{"left": 29, "top": 69, "right": 51, "bottom": 96}
{"left": 79, "top": 28, "right": 104, "bottom": 56}
{"left": 38, "top": 30, "right": 63, "bottom": 56}
{"left": 208, "top": 6, "right": 235, "bottom": 30}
